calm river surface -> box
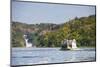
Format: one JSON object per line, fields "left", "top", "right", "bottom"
{"left": 11, "top": 47, "right": 96, "bottom": 66}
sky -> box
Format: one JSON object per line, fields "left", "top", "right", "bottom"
{"left": 12, "top": 1, "right": 96, "bottom": 24}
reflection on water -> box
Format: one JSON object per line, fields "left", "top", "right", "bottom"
{"left": 11, "top": 47, "right": 96, "bottom": 66}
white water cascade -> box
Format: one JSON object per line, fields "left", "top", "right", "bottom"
{"left": 72, "top": 39, "right": 77, "bottom": 49}
{"left": 62, "top": 39, "right": 78, "bottom": 50}
{"left": 23, "top": 35, "right": 33, "bottom": 47}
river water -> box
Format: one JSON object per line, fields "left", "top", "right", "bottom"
{"left": 11, "top": 47, "right": 96, "bottom": 66}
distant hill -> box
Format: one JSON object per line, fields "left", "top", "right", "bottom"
{"left": 11, "top": 15, "right": 96, "bottom": 47}
{"left": 11, "top": 21, "right": 60, "bottom": 47}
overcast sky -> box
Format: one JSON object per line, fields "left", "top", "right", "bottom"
{"left": 12, "top": 1, "right": 96, "bottom": 24}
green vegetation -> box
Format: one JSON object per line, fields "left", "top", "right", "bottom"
{"left": 11, "top": 15, "right": 96, "bottom": 47}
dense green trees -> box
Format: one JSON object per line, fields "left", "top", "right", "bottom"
{"left": 11, "top": 29, "right": 25, "bottom": 47}
{"left": 37, "top": 15, "right": 96, "bottom": 47}
{"left": 12, "top": 15, "right": 96, "bottom": 47}
{"left": 68, "top": 15, "right": 96, "bottom": 47}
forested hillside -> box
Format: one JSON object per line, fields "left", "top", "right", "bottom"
{"left": 11, "top": 15, "right": 96, "bottom": 47}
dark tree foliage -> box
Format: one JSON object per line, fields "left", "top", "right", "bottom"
{"left": 12, "top": 15, "right": 96, "bottom": 47}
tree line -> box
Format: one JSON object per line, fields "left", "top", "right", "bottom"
{"left": 11, "top": 15, "right": 96, "bottom": 47}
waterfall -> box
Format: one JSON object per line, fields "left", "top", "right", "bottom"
{"left": 72, "top": 39, "right": 77, "bottom": 49}
{"left": 23, "top": 34, "right": 33, "bottom": 47}
{"left": 61, "top": 39, "right": 78, "bottom": 50}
